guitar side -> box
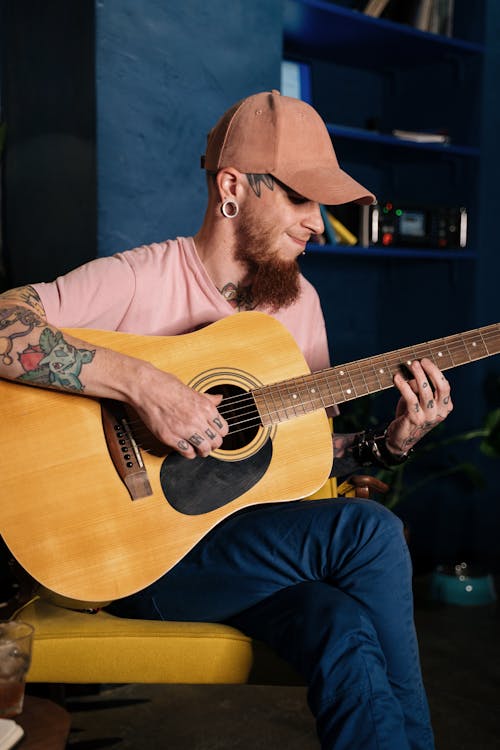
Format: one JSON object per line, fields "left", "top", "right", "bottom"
{"left": 0, "top": 313, "right": 333, "bottom": 603}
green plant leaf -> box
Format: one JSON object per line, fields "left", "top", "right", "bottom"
{"left": 481, "top": 407, "right": 500, "bottom": 458}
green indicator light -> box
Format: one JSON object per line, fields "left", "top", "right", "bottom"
{"left": 395, "top": 209, "right": 403, "bottom": 216}
{"left": 383, "top": 207, "right": 389, "bottom": 213}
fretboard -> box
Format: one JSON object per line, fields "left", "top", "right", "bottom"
{"left": 253, "top": 323, "right": 500, "bottom": 427}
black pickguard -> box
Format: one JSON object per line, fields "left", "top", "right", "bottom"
{"left": 159, "top": 439, "right": 273, "bottom": 515}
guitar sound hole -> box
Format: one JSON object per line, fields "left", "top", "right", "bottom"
{"left": 206, "top": 384, "right": 260, "bottom": 451}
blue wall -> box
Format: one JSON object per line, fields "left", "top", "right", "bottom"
{"left": 95, "top": 0, "right": 283, "bottom": 255}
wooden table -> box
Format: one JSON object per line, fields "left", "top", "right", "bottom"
{"left": 15, "top": 696, "right": 71, "bottom": 750}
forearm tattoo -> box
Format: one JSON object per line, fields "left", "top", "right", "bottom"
{"left": 246, "top": 173, "right": 275, "bottom": 197}
{"left": 0, "top": 304, "right": 44, "bottom": 366}
{"left": 1, "top": 290, "right": 95, "bottom": 391}
{"left": 17, "top": 328, "right": 95, "bottom": 391}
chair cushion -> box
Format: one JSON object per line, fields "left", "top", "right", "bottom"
{"left": 20, "top": 599, "right": 253, "bottom": 684}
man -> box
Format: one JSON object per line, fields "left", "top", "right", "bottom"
{"left": 0, "top": 90, "right": 452, "bottom": 749}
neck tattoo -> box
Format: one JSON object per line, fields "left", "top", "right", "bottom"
{"left": 219, "top": 282, "right": 255, "bottom": 311}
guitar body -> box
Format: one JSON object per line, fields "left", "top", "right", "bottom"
{"left": 0, "top": 312, "right": 333, "bottom": 602}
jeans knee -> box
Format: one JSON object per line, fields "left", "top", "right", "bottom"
{"left": 346, "top": 498, "right": 405, "bottom": 543}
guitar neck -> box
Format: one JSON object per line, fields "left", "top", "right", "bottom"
{"left": 254, "top": 323, "right": 500, "bottom": 426}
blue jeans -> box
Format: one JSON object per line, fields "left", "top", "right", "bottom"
{"left": 108, "top": 498, "right": 434, "bottom": 750}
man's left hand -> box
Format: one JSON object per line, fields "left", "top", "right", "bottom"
{"left": 386, "top": 358, "right": 453, "bottom": 457}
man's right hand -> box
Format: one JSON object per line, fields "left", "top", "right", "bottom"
{"left": 128, "top": 364, "right": 229, "bottom": 459}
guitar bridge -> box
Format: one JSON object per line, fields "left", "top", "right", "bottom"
{"left": 101, "top": 399, "right": 153, "bottom": 500}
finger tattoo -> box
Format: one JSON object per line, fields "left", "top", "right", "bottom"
{"left": 414, "top": 402, "right": 420, "bottom": 413}
{"left": 189, "top": 433, "right": 204, "bottom": 446}
{"left": 213, "top": 417, "right": 223, "bottom": 429}
{"left": 422, "top": 381, "right": 429, "bottom": 389}
{"left": 177, "top": 439, "right": 189, "bottom": 451}
{"left": 205, "top": 428, "right": 216, "bottom": 439}
{"left": 427, "top": 400, "right": 435, "bottom": 409}
{"left": 443, "top": 396, "right": 450, "bottom": 404}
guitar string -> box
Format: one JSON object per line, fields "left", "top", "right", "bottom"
{"left": 125, "top": 331, "right": 500, "bottom": 441}
{"left": 180, "top": 329, "right": 500, "bottom": 412}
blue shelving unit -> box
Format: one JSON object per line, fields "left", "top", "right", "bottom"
{"left": 283, "top": 0, "right": 483, "bottom": 261}
{"left": 327, "top": 123, "right": 480, "bottom": 158}
{"left": 284, "top": 0, "right": 484, "bottom": 68}
{"left": 306, "top": 243, "right": 476, "bottom": 260}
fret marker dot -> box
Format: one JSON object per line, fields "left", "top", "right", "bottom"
{"left": 379, "top": 368, "right": 384, "bottom": 374}
{"left": 437, "top": 351, "right": 443, "bottom": 357}
{"left": 407, "top": 360, "right": 413, "bottom": 366}
{"left": 472, "top": 342, "right": 477, "bottom": 347}
{"left": 346, "top": 388, "right": 352, "bottom": 395}
{"left": 339, "top": 370, "right": 344, "bottom": 375}
{"left": 311, "top": 388, "right": 316, "bottom": 393}
{"left": 292, "top": 394, "right": 297, "bottom": 399}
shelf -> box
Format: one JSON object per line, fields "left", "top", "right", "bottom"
{"left": 327, "top": 123, "right": 480, "bottom": 157}
{"left": 284, "top": 0, "right": 484, "bottom": 69}
{"left": 306, "top": 243, "right": 477, "bottom": 260}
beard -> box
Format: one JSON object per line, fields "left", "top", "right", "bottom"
{"left": 235, "top": 214, "right": 302, "bottom": 312}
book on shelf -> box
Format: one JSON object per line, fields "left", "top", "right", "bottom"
{"left": 363, "top": 0, "right": 454, "bottom": 36}
{"left": 429, "top": 0, "right": 454, "bottom": 36}
{"left": 324, "top": 208, "right": 358, "bottom": 246}
{"left": 280, "top": 60, "right": 312, "bottom": 103}
{"left": 392, "top": 128, "right": 450, "bottom": 143}
{"left": 363, "top": 0, "right": 391, "bottom": 17}
{"left": 319, "top": 205, "right": 336, "bottom": 245}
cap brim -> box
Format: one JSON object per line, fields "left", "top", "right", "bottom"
{"left": 273, "top": 165, "right": 375, "bottom": 206}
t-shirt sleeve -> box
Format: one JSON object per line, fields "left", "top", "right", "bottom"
{"left": 32, "top": 253, "right": 138, "bottom": 329}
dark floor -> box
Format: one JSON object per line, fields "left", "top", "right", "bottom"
{"left": 53, "top": 577, "right": 500, "bottom": 750}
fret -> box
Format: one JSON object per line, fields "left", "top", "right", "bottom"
{"left": 368, "top": 356, "right": 389, "bottom": 392}
{"left": 461, "top": 334, "right": 474, "bottom": 362}
{"left": 282, "top": 378, "right": 301, "bottom": 418}
{"left": 443, "top": 337, "right": 456, "bottom": 366}
{"left": 333, "top": 367, "right": 350, "bottom": 403}
{"left": 276, "top": 381, "right": 295, "bottom": 420}
{"left": 356, "top": 362, "right": 370, "bottom": 397}
{"left": 266, "top": 383, "right": 287, "bottom": 423}
{"left": 479, "top": 329, "right": 491, "bottom": 356}
{"left": 335, "top": 366, "right": 357, "bottom": 400}
{"left": 322, "top": 372, "right": 338, "bottom": 407}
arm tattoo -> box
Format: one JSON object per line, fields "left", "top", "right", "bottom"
{"left": 0, "top": 305, "right": 44, "bottom": 366}
{"left": 0, "top": 285, "right": 46, "bottom": 316}
{"left": 1, "top": 287, "right": 95, "bottom": 392}
{"left": 17, "top": 328, "right": 95, "bottom": 392}
{"left": 246, "top": 173, "right": 275, "bottom": 197}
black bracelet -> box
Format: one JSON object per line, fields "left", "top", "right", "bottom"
{"left": 352, "top": 426, "right": 413, "bottom": 470}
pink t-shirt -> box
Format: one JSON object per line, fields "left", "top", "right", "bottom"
{"left": 33, "top": 236, "right": 331, "bottom": 373}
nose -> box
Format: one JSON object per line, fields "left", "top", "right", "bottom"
{"left": 303, "top": 201, "right": 324, "bottom": 237}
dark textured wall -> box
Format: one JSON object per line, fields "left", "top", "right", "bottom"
{"left": 2, "top": 0, "right": 96, "bottom": 286}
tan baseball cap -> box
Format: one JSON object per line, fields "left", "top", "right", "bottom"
{"left": 202, "top": 89, "right": 375, "bottom": 206}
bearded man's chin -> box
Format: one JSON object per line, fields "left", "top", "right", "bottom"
{"left": 250, "top": 259, "right": 301, "bottom": 312}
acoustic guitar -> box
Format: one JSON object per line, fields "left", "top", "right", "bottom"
{"left": 1, "top": 311, "right": 498, "bottom": 602}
